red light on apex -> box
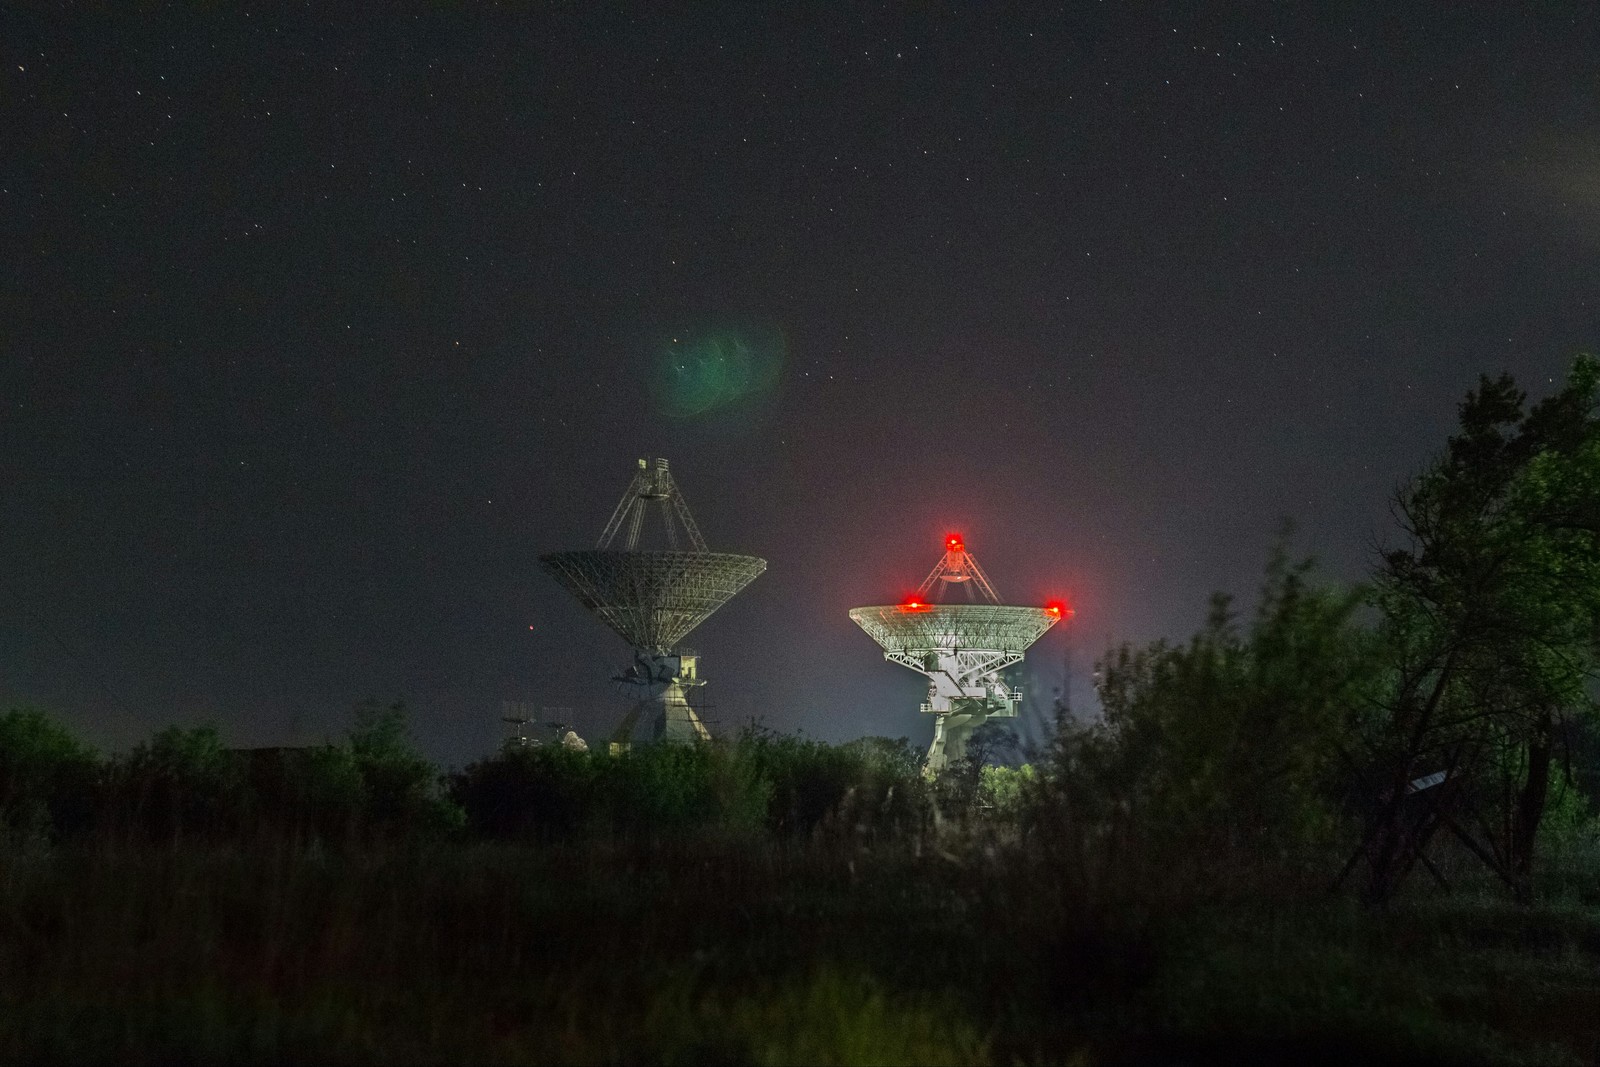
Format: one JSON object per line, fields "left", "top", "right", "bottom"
{"left": 945, "top": 533, "right": 964, "bottom": 552}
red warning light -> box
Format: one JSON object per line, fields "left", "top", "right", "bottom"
{"left": 899, "top": 596, "right": 932, "bottom": 613}
{"left": 945, "top": 533, "right": 965, "bottom": 552}
{"left": 1044, "top": 600, "right": 1073, "bottom": 619}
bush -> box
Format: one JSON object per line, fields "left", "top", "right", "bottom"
{"left": 92, "top": 703, "right": 460, "bottom": 845}
{"left": 346, "top": 700, "right": 464, "bottom": 838}
{"left": 108, "top": 725, "right": 246, "bottom": 842}
{"left": 0, "top": 709, "right": 100, "bottom": 844}
{"left": 449, "top": 744, "right": 594, "bottom": 841}
{"left": 1028, "top": 547, "right": 1373, "bottom": 896}
{"left": 450, "top": 740, "right": 772, "bottom": 843}
{"left": 978, "top": 764, "right": 1034, "bottom": 820}
{"left": 239, "top": 745, "right": 365, "bottom": 841}
{"left": 448, "top": 731, "right": 930, "bottom": 844}
{"left": 737, "top": 730, "right": 929, "bottom": 839}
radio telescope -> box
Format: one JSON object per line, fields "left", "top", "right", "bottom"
{"left": 539, "top": 458, "right": 766, "bottom": 748}
{"left": 849, "top": 534, "right": 1065, "bottom": 773}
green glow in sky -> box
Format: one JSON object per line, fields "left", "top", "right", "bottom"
{"left": 651, "top": 328, "right": 785, "bottom": 418}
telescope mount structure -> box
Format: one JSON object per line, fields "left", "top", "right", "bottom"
{"left": 849, "top": 535, "right": 1064, "bottom": 773}
{"left": 539, "top": 458, "right": 766, "bottom": 750}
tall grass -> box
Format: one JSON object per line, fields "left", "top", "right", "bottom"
{"left": 6, "top": 836, "right": 1597, "bottom": 1064}
{"left": 0, "top": 841, "right": 993, "bottom": 1064}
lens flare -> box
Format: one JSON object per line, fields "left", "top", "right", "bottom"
{"left": 650, "top": 327, "right": 786, "bottom": 419}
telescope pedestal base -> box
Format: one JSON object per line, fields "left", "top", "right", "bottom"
{"left": 608, "top": 681, "right": 712, "bottom": 751}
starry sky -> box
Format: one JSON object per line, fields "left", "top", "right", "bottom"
{"left": 4, "top": 4, "right": 1597, "bottom": 764}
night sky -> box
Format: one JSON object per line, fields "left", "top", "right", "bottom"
{"left": 4, "top": 5, "right": 1597, "bottom": 765}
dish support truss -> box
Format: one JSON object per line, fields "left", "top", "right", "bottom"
{"left": 597, "top": 457, "right": 707, "bottom": 552}
{"left": 894, "top": 646, "right": 1024, "bottom": 773}
{"left": 917, "top": 536, "right": 1000, "bottom": 603}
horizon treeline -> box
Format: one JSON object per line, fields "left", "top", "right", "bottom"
{"left": 0, "top": 699, "right": 1023, "bottom": 848}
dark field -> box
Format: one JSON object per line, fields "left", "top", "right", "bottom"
{"left": 5, "top": 838, "right": 1600, "bottom": 1064}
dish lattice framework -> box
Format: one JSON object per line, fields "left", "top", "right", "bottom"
{"left": 540, "top": 549, "right": 767, "bottom": 654}
{"left": 848, "top": 603, "right": 1059, "bottom": 679}
{"left": 539, "top": 458, "right": 765, "bottom": 654}
{"left": 850, "top": 532, "right": 1058, "bottom": 671}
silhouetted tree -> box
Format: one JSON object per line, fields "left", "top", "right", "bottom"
{"left": 112, "top": 724, "right": 244, "bottom": 841}
{"left": 1360, "top": 355, "right": 1600, "bottom": 902}
{"left": 347, "top": 699, "right": 463, "bottom": 836}
{"left": 0, "top": 708, "right": 99, "bottom": 843}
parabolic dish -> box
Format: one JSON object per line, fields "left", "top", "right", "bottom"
{"left": 540, "top": 551, "right": 767, "bottom": 653}
{"left": 848, "top": 604, "right": 1059, "bottom": 655}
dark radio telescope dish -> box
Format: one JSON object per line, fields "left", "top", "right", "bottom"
{"left": 539, "top": 457, "right": 766, "bottom": 745}
{"left": 540, "top": 550, "right": 767, "bottom": 654}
